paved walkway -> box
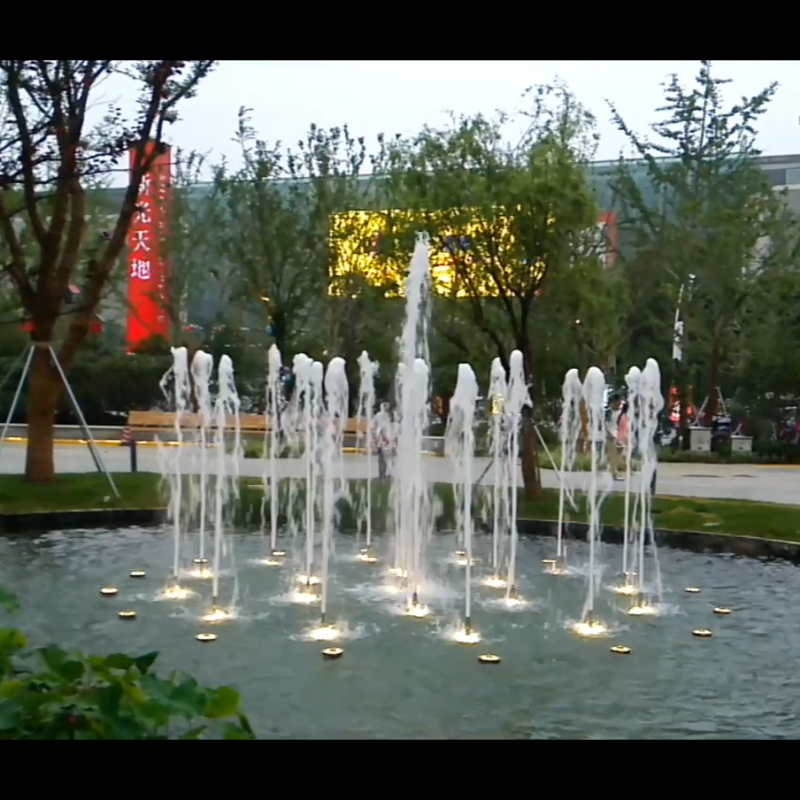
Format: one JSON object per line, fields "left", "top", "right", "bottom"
{"left": 1, "top": 442, "right": 797, "bottom": 506}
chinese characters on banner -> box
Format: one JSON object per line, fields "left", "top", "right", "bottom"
{"left": 126, "top": 142, "right": 172, "bottom": 352}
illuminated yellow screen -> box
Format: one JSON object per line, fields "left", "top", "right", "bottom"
{"left": 329, "top": 209, "right": 545, "bottom": 298}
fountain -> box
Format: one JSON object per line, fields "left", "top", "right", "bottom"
{"left": 311, "top": 357, "right": 349, "bottom": 640}
{"left": 356, "top": 350, "right": 378, "bottom": 560}
{"left": 504, "top": 350, "right": 529, "bottom": 603}
{"left": 190, "top": 350, "right": 214, "bottom": 573}
{"left": 548, "top": 367, "right": 583, "bottom": 575}
{"left": 392, "top": 235, "right": 433, "bottom": 617}
{"left": 446, "top": 363, "right": 481, "bottom": 643}
{"left": 612, "top": 365, "right": 641, "bottom": 596}
{"left": 293, "top": 359, "right": 324, "bottom": 599}
{"left": 574, "top": 365, "right": 608, "bottom": 637}
{"left": 265, "top": 344, "right": 283, "bottom": 561}
{"left": 203, "top": 353, "right": 241, "bottom": 622}
{"left": 628, "top": 358, "right": 664, "bottom": 616}
{"left": 484, "top": 357, "right": 509, "bottom": 589}
{"left": 159, "top": 346, "right": 192, "bottom": 599}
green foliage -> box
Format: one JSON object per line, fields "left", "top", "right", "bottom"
{"left": 376, "top": 83, "right": 601, "bottom": 382}
{"left": 0, "top": 585, "right": 254, "bottom": 740}
{"left": 609, "top": 60, "right": 796, "bottom": 421}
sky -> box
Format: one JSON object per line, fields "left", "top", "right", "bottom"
{"left": 96, "top": 60, "right": 800, "bottom": 185}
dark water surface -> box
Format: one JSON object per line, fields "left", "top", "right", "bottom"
{"left": 1, "top": 528, "right": 798, "bottom": 739}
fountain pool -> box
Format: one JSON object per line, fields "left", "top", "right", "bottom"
{"left": 2, "top": 526, "right": 799, "bottom": 739}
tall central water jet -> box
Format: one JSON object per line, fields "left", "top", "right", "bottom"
{"left": 301, "top": 360, "right": 324, "bottom": 591}
{"left": 393, "top": 235, "right": 432, "bottom": 615}
{"left": 575, "top": 366, "right": 607, "bottom": 636}
{"left": 613, "top": 365, "right": 641, "bottom": 596}
{"left": 209, "top": 354, "right": 241, "bottom": 616}
{"left": 504, "top": 350, "right": 529, "bottom": 602}
{"left": 160, "top": 346, "right": 191, "bottom": 590}
{"left": 266, "top": 344, "right": 283, "bottom": 558}
{"left": 356, "top": 350, "right": 378, "bottom": 557}
{"left": 629, "top": 358, "right": 664, "bottom": 616}
{"left": 319, "top": 357, "right": 348, "bottom": 628}
{"left": 446, "top": 363, "right": 480, "bottom": 642}
{"left": 551, "top": 368, "right": 583, "bottom": 573}
{"left": 486, "top": 357, "right": 509, "bottom": 587}
{"left": 191, "top": 349, "right": 214, "bottom": 568}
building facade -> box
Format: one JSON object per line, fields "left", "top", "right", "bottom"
{"left": 102, "top": 152, "right": 800, "bottom": 337}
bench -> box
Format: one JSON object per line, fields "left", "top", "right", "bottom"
{"left": 344, "top": 418, "right": 369, "bottom": 435}
{"left": 128, "top": 410, "right": 272, "bottom": 434}
{"left": 128, "top": 411, "right": 367, "bottom": 436}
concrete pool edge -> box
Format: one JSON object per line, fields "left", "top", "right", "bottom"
{"left": 0, "top": 507, "right": 798, "bottom": 563}
{"left": 0, "top": 507, "right": 167, "bottom": 532}
{"left": 516, "top": 518, "right": 800, "bottom": 564}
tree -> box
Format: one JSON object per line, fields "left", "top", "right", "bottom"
{"left": 609, "top": 60, "right": 788, "bottom": 435}
{"left": 212, "top": 111, "right": 373, "bottom": 362}
{"left": 0, "top": 60, "right": 215, "bottom": 483}
{"left": 375, "top": 84, "right": 600, "bottom": 498}
{"left": 537, "top": 252, "right": 632, "bottom": 385}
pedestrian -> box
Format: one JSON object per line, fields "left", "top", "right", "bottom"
{"left": 374, "top": 403, "right": 392, "bottom": 480}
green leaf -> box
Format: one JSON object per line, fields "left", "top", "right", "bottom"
{"left": 95, "top": 683, "right": 123, "bottom": 719}
{"left": 237, "top": 712, "right": 255, "bottom": 737}
{"left": 59, "top": 660, "right": 85, "bottom": 683}
{"left": 0, "top": 586, "right": 19, "bottom": 614}
{"left": 168, "top": 678, "right": 206, "bottom": 718}
{"left": 0, "top": 627, "right": 27, "bottom": 654}
{"left": 37, "top": 647, "right": 85, "bottom": 683}
{"left": 106, "top": 714, "right": 145, "bottom": 740}
{"left": 0, "top": 695, "right": 24, "bottom": 731}
{"left": 133, "top": 651, "right": 159, "bottom": 675}
{"left": 37, "top": 645, "right": 68, "bottom": 673}
{"left": 222, "top": 722, "right": 254, "bottom": 740}
{"left": 204, "top": 686, "right": 240, "bottom": 719}
{"left": 133, "top": 700, "right": 170, "bottom": 727}
{"left": 0, "top": 680, "right": 24, "bottom": 699}
{"left": 180, "top": 725, "right": 207, "bottom": 739}
{"left": 103, "top": 653, "right": 135, "bottom": 671}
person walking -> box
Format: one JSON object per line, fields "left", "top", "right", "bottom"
{"left": 374, "top": 403, "right": 392, "bottom": 480}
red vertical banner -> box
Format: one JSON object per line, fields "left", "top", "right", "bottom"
{"left": 597, "top": 211, "right": 617, "bottom": 268}
{"left": 126, "top": 142, "right": 172, "bottom": 352}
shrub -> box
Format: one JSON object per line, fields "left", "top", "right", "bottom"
{"left": 0, "top": 588, "right": 254, "bottom": 740}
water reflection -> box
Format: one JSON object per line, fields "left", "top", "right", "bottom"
{"left": 1, "top": 528, "right": 799, "bottom": 739}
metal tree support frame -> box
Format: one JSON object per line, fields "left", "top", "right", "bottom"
{"left": 0, "top": 343, "right": 120, "bottom": 498}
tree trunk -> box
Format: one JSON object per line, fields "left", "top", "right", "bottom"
{"left": 24, "top": 345, "right": 64, "bottom": 484}
{"left": 520, "top": 409, "right": 541, "bottom": 500}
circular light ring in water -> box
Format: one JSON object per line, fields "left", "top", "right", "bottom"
{"left": 129, "top": 570, "right": 146, "bottom": 579}
{"left": 713, "top": 607, "right": 732, "bottom": 615}
{"left": 692, "top": 629, "right": 713, "bottom": 638}
{"left": 193, "top": 558, "right": 208, "bottom": 565}
{"left": 685, "top": 587, "right": 701, "bottom": 594}
{"left": 478, "top": 654, "right": 501, "bottom": 664}
{"left": 322, "top": 647, "right": 344, "bottom": 660}
{"left": 100, "top": 587, "right": 118, "bottom": 596}
{"left": 196, "top": 633, "right": 218, "bottom": 643}
{"left": 610, "top": 645, "right": 631, "bottom": 655}
{"left": 118, "top": 610, "right": 137, "bottom": 620}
